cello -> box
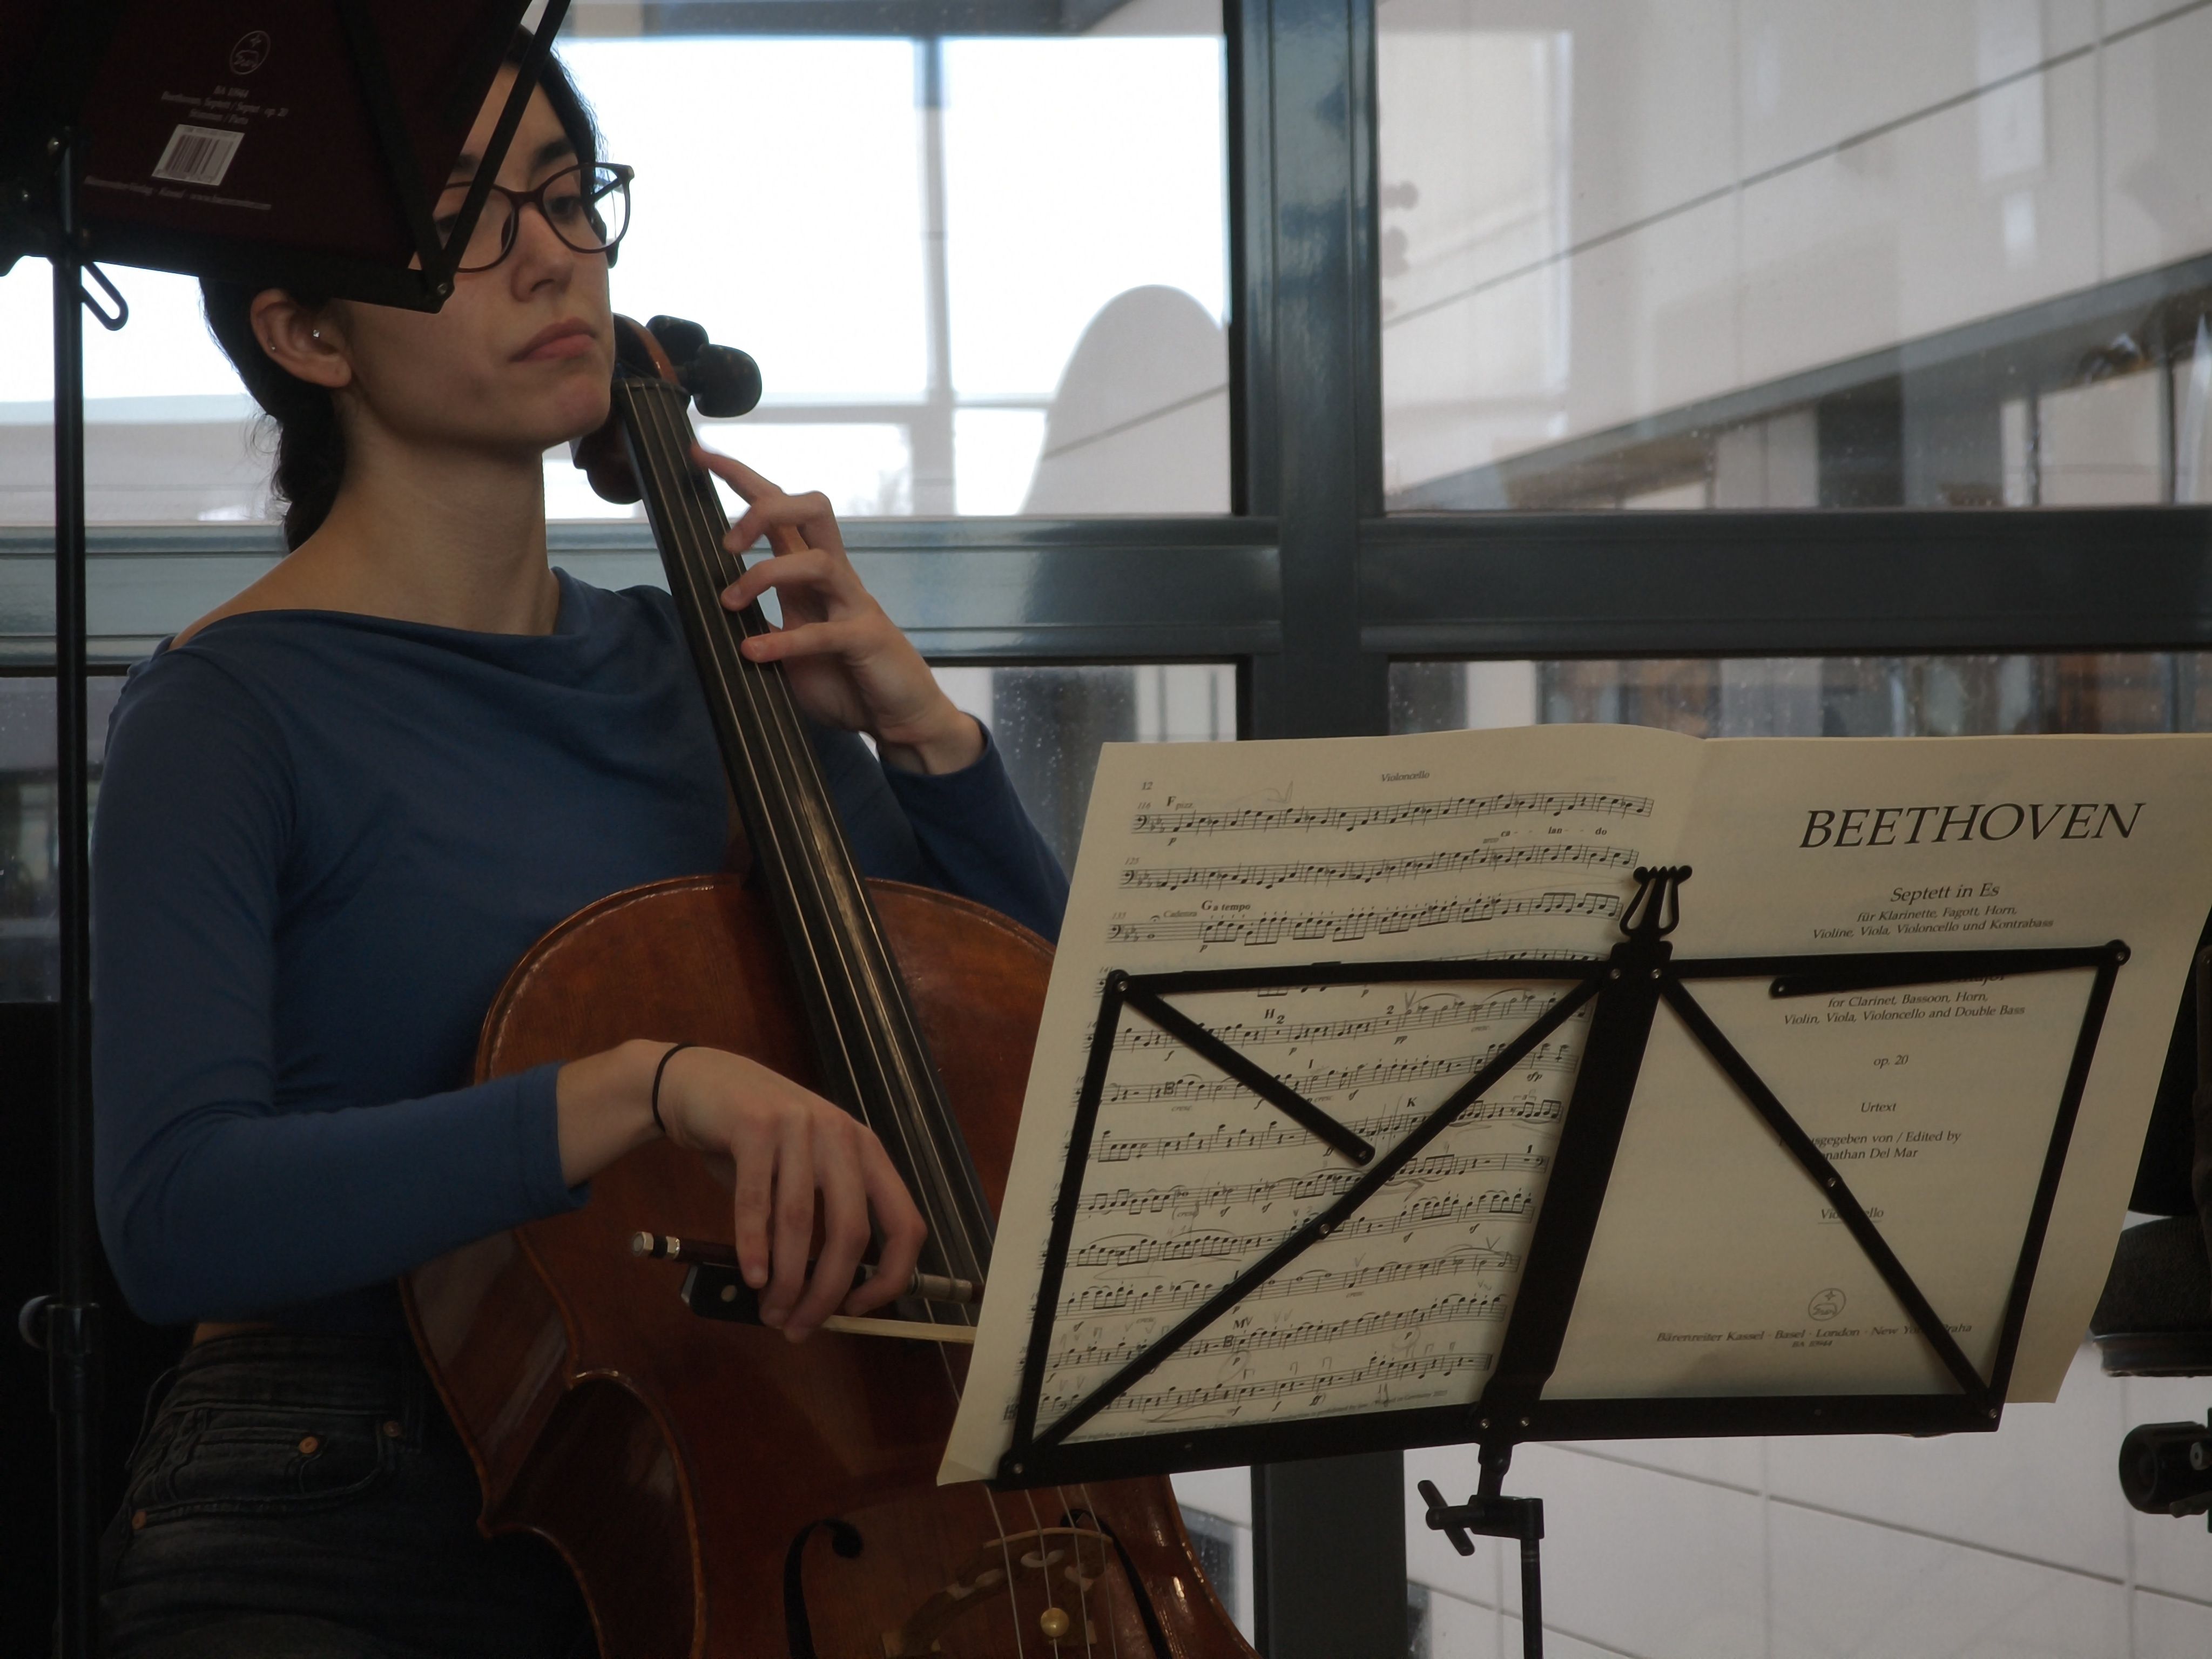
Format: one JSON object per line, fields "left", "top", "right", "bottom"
{"left": 402, "top": 313, "right": 1259, "bottom": 1659}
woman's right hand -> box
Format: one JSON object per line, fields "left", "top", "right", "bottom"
{"left": 554, "top": 1039, "right": 927, "bottom": 1341}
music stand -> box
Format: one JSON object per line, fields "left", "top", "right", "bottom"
{"left": 996, "top": 868, "right": 2127, "bottom": 1658}
{"left": 0, "top": 4, "right": 567, "bottom": 1649}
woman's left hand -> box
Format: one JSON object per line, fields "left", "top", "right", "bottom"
{"left": 694, "top": 444, "right": 984, "bottom": 775}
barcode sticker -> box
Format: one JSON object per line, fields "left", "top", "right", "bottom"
{"left": 151, "top": 124, "right": 243, "bottom": 188}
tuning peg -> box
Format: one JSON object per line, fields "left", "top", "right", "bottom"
{"left": 647, "top": 314, "right": 709, "bottom": 365}
{"left": 682, "top": 344, "right": 763, "bottom": 420}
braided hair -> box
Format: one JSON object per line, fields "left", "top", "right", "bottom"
{"left": 199, "top": 39, "right": 601, "bottom": 550}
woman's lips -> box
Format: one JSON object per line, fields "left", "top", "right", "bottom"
{"left": 516, "top": 322, "right": 596, "bottom": 361}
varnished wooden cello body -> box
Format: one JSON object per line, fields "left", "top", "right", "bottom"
{"left": 402, "top": 315, "right": 1258, "bottom": 1659}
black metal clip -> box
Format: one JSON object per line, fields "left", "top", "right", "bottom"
{"left": 1418, "top": 1458, "right": 1547, "bottom": 1659}
{"left": 80, "top": 260, "right": 126, "bottom": 330}
{"left": 1418, "top": 1478, "right": 1543, "bottom": 1556}
{"left": 1619, "top": 864, "right": 1690, "bottom": 940}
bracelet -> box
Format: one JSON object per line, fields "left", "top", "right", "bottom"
{"left": 651, "top": 1042, "right": 698, "bottom": 1138}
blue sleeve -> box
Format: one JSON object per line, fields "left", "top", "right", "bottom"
{"left": 91, "top": 656, "right": 584, "bottom": 1326}
{"left": 812, "top": 722, "right": 1069, "bottom": 943}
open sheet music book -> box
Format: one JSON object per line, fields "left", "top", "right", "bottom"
{"left": 941, "top": 724, "right": 2212, "bottom": 1483}
{"left": 0, "top": 0, "right": 547, "bottom": 305}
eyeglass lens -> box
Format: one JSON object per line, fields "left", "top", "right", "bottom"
{"left": 442, "top": 165, "right": 630, "bottom": 272}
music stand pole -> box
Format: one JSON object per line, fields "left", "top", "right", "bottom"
{"left": 46, "top": 124, "right": 102, "bottom": 1659}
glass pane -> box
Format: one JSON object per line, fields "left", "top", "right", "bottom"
{"left": 0, "top": 6, "right": 1230, "bottom": 526}
{"left": 1390, "top": 653, "right": 2212, "bottom": 738}
{"left": 936, "top": 663, "right": 1238, "bottom": 867}
{"left": 1392, "top": 658, "right": 2210, "bottom": 1650}
{"left": 0, "top": 264, "right": 265, "bottom": 524}
{"left": 0, "top": 676, "right": 123, "bottom": 1000}
{"left": 1168, "top": 1467, "right": 1256, "bottom": 1640}
{"left": 0, "top": 9, "right": 1229, "bottom": 527}
{"left": 1377, "top": 3, "right": 2212, "bottom": 509}
{"left": 0, "top": 665, "right": 1231, "bottom": 997}
{"left": 942, "top": 33, "right": 1231, "bottom": 514}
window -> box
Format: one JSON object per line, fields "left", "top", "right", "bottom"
{"left": 939, "top": 662, "right": 1237, "bottom": 864}
{"left": 1169, "top": 1466, "right": 1256, "bottom": 1638}
{"left": 0, "top": 4, "right": 1232, "bottom": 526}
{"left": 1376, "top": 2, "right": 2212, "bottom": 509}
{"left": 565, "top": 17, "right": 1230, "bottom": 518}
{"left": 1391, "top": 653, "right": 2212, "bottom": 738}
{"left": 0, "top": 676, "right": 123, "bottom": 999}
{"left": 10, "top": 2, "right": 2212, "bottom": 1653}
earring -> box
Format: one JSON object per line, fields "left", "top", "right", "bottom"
{"left": 311, "top": 329, "right": 322, "bottom": 341}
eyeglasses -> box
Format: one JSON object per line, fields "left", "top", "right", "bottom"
{"left": 436, "top": 162, "right": 634, "bottom": 275}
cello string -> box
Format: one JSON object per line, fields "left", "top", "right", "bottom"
{"left": 629, "top": 386, "right": 863, "bottom": 1111}
{"left": 636, "top": 383, "right": 947, "bottom": 1299}
{"left": 667, "top": 390, "right": 993, "bottom": 1276}
{"left": 661, "top": 387, "right": 994, "bottom": 1289}
{"left": 1076, "top": 1481, "right": 1125, "bottom": 1659}
{"left": 1049, "top": 1482, "right": 1098, "bottom": 1658}
{"left": 1015, "top": 1482, "right": 1075, "bottom": 1653}
{"left": 657, "top": 376, "right": 1077, "bottom": 1629}
{"left": 632, "top": 385, "right": 854, "bottom": 1053}
{"left": 622, "top": 363, "right": 1224, "bottom": 1656}
{"left": 656, "top": 389, "right": 952, "bottom": 1265}
{"left": 646, "top": 384, "right": 985, "bottom": 1292}
{"left": 928, "top": 1330, "right": 1033, "bottom": 1637}
{"left": 652, "top": 381, "right": 890, "bottom": 1136}
{"left": 650, "top": 383, "right": 893, "bottom": 1090}
{"left": 979, "top": 1482, "right": 1032, "bottom": 1659}
{"left": 1031, "top": 1482, "right": 1104, "bottom": 1656}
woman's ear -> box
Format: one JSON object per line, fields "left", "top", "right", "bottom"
{"left": 249, "top": 290, "right": 353, "bottom": 390}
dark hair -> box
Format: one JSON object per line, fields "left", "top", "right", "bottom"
{"left": 201, "top": 38, "right": 602, "bottom": 550}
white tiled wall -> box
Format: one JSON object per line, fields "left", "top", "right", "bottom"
{"left": 1402, "top": 1346, "right": 2212, "bottom": 1659}
{"left": 1378, "top": 1, "right": 2212, "bottom": 494}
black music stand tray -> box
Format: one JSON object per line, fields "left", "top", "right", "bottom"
{"left": 1, "top": 5, "right": 565, "bottom": 1651}
{"left": 995, "top": 867, "right": 2129, "bottom": 1659}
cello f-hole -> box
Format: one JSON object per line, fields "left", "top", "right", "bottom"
{"left": 783, "top": 1517, "right": 865, "bottom": 1659}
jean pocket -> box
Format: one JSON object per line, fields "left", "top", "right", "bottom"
{"left": 127, "top": 1403, "right": 400, "bottom": 1525}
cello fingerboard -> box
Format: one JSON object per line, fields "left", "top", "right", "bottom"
{"left": 612, "top": 370, "right": 996, "bottom": 1298}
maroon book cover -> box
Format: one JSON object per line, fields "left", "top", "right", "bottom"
{"left": 2, "top": 0, "right": 545, "bottom": 304}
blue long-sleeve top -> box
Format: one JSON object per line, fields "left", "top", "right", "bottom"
{"left": 91, "top": 571, "right": 1067, "bottom": 1333}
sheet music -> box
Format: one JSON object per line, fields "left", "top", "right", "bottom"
{"left": 941, "top": 725, "right": 1698, "bottom": 1479}
{"left": 1549, "top": 733, "right": 2212, "bottom": 1400}
{"left": 940, "top": 726, "right": 2212, "bottom": 1483}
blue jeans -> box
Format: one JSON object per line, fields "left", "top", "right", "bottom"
{"left": 99, "top": 1333, "right": 594, "bottom": 1659}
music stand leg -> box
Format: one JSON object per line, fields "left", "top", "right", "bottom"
{"left": 1516, "top": 1527, "right": 1543, "bottom": 1659}
{"left": 39, "top": 126, "right": 104, "bottom": 1659}
{"left": 1418, "top": 1455, "right": 1547, "bottom": 1659}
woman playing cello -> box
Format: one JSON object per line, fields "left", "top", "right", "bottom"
{"left": 91, "top": 42, "right": 1064, "bottom": 1658}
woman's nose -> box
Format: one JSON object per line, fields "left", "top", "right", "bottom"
{"left": 508, "top": 197, "right": 577, "bottom": 276}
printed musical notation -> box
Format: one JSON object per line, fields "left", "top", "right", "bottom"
{"left": 1131, "top": 788, "right": 1653, "bottom": 837}
{"left": 1109, "top": 889, "right": 1620, "bottom": 949}
{"left": 1100, "top": 1043, "right": 1579, "bottom": 1107}
{"left": 942, "top": 736, "right": 1687, "bottom": 1476}
{"left": 1122, "top": 841, "right": 1638, "bottom": 893}
{"left": 1070, "top": 1188, "right": 1539, "bottom": 1271}
{"left": 1093, "top": 1096, "right": 1565, "bottom": 1163}
{"left": 1079, "top": 1151, "right": 1550, "bottom": 1219}
{"left": 1024, "top": 1351, "right": 1496, "bottom": 1425}
{"left": 1111, "top": 988, "right": 1569, "bottom": 1054}
{"left": 1056, "top": 1246, "right": 1525, "bottom": 1320}
{"left": 945, "top": 717, "right": 2212, "bottom": 1483}
{"left": 1046, "top": 1292, "right": 1507, "bottom": 1374}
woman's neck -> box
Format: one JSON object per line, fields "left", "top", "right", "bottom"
{"left": 299, "top": 435, "right": 561, "bottom": 636}
{"left": 172, "top": 415, "right": 570, "bottom": 650}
